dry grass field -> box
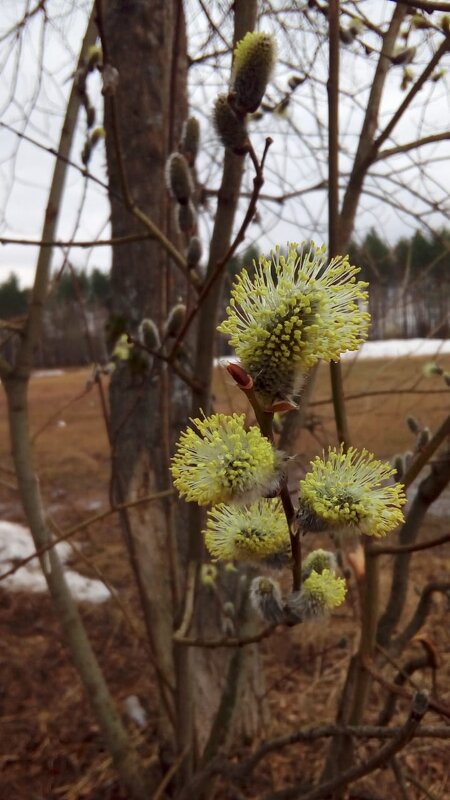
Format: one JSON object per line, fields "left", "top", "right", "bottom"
{"left": 0, "top": 357, "right": 449, "bottom": 799}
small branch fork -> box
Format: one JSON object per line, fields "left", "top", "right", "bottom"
{"left": 226, "top": 362, "right": 301, "bottom": 592}
{"left": 177, "top": 692, "right": 433, "bottom": 800}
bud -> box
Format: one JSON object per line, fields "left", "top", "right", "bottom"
{"left": 406, "top": 415, "right": 420, "bottom": 434}
{"left": 441, "top": 15, "right": 450, "bottom": 32}
{"left": 91, "top": 126, "right": 105, "bottom": 145}
{"left": 349, "top": 17, "right": 363, "bottom": 37}
{"left": 87, "top": 45, "right": 103, "bottom": 72}
{"left": 423, "top": 362, "right": 443, "bottom": 377}
{"left": 286, "top": 569, "right": 347, "bottom": 622}
{"left": 232, "top": 32, "right": 276, "bottom": 113}
{"left": 403, "top": 451, "right": 413, "bottom": 471}
{"left": 112, "top": 333, "right": 131, "bottom": 361}
{"left": 412, "top": 14, "right": 430, "bottom": 30}
{"left": 401, "top": 67, "right": 414, "bottom": 92}
{"left": 201, "top": 564, "right": 217, "bottom": 587}
{"left": 391, "top": 47, "right": 416, "bottom": 66}
{"left": 138, "top": 318, "right": 160, "bottom": 351}
{"left": 226, "top": 361, "right": 253, "bottom": 390}
{"left": 431, "top": 68, "right": 446, "bottom": 83}
{"left": 288, "top": 75, "right": 303, "bottom": 90}
{"left": 177, "top": 201, "right": 196, "bottom": 234}
{"left": 166, "top": 152, "right": 192, "bottom": 205}
{"left": 213, "top": 94, "right": 248, "bottom": 153}
{"left": 249, "top": 576, "right": 285, "bottom": 624}
{"left": 339, "top": 27, "right": 355, "bottom": 45}
{"left": 186, "top": 236, "right": 202, "bottom": 269}
{"left": 164, "top": 304, "right": 186, "bottom": 338}
{"left": 393, "top": 454, "right": 404, "bottom": 481}
{"left": 302, "top": 549, "right": 337, "bottom": 581}
{"left": 273, "top": 97, "right": 290, "bottom": 116}
{"left": 416, "top": 427, "right": 431, "bottom": 450}
{"left": 181, "top": 117, "right": 200, "bottom": 165}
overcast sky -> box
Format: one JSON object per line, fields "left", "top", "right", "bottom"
{"left": 0, "top": 1, "right": 449, "bottom": 287}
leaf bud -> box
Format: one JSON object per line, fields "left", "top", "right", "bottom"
{"left": 166, "top": 152, "right": 192, "bottom": 205}
{"left": 339, "top": 27, "right": 355, "bottom": 45}
{"left": 288, "top": 75, "right": 303, "bottom": 90}
{"left": 186, "top": 236, "right": 202, "bottom": 269}
{"left": 401, "top": 67, "right": 414, "bottom": 91}
{"left": 164, "top": 304, "right": 186, "bottom": 338}
{"left": 112, "top": 333, "right": 131, "bottom": 361}
{"left": 87, "top": 45, "right": 103, "bottom": 71}
{"left": 391, "top": 46, "right": 416, "bottom": 66}
{"left": 181, "top": 116, "right": 200, "bottom": 165}
{"left": 232, "top": 32, "right": 276, "bottom": 113}
{"left": 201, "top": 564, "right": 217, "bottom": 587}
{"left": 412, "top": 14, "right": 430, "bottom": 30}
{"left": 406, "top": 415, "right": 420, "bottom": 434}
{"left": 393, "top": 454, "right": 404, "bottom": 481}
{"left": 250, "top": 576, "right": 285, "bottom": 625}
{"left": 302, "top": 549, "right": 337, "bottom": 581}
{"left": 431, "top": 68, "right": 446, "bottom": 83}
{"left": 138, "top": 318, "right": 160, "bottom": 351}
{"left": 423, "top": 362, "right": 443, "bottom": 377}
{"left": 91, "top": 126, "right": 105, "bottom": 145}
{"left": 177, "top": 201, "right": 196, "bottom": 234}
{"left": 416, "top": 427, "right": 431, "bottom": 450}
{"left": 213, "top": 94, "right": 248, "bottom": 153}
{"left": 349, "top": 17, "right": 363, "bottom": 37}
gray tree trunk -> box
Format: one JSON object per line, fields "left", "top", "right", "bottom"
{"left": 102, "top": 0, "right": 266, "bottom": 762}
{"left": 103, "top": 0, "right": 188, "bottom": 746}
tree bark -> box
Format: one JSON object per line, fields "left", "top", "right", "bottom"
{"left": 103, "top": 0, "right": 188, "bottom": 747}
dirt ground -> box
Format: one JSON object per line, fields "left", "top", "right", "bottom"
{"left": 0, "top": 359, "right": 449, "bottom": 799}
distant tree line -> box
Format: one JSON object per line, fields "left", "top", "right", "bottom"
{"left": 0, "top": 229, "right": 448, "bottom": 367}
{"left": 348, "top": 228, "right": 450, "bottom": 339}
{"left": 0, "top": 268, "right": 110, "bottom": 367}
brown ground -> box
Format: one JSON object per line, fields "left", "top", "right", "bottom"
{"left": 0, "top": 357, "right": 449, "bottom": 799}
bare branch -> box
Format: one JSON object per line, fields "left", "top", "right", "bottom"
{"left": 264, "top": 692, "right": 429, "bottom": 800}
{"left": 173, "top": 625, "right": 276, "bottom": 648}
{"left": 0, "top": 232, "right": 152, "bottom": 248}
{"left": 376, "top": 132, "right": 450, "bottom": 161}
{"left": 386, "top": 0, "right": 450, "bottom": 11}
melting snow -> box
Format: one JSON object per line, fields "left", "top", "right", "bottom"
{"left": 214, "top": 338, "right": 450, "bottom": 367}
{"left": 0, "top": 520, "right": 111, "bottom": 603}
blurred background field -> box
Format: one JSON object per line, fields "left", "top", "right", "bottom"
{"left": 0, "top": 356, "right": 449, "bottom": 799}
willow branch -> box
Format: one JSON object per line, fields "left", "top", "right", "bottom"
{"left": 264, "top": 692, "right": 429, "bottom": 800}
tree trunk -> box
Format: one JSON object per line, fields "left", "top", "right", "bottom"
{"left": 102, "top": 0, "right": 266, "bottom": 764}
{"left": 103, "top": 0, "right": 188, "bottom": 746}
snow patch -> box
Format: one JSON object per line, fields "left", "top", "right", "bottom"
{"left": 214, "top": 338, "right": 450, "bottom": 367}
{"left": 0, "top": 520, "right": 111, "bottom": 603}
{"left": 32, "top": 369, "right": 65, "bottom": 378}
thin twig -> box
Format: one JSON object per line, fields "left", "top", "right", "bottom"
{"left": 173, "top": 624, "right": 276, "bottom": 648}
{"left": 0, "top": 233, "right": 152, "bottom": 248}
{"left": 264, "top": 691, "right": 429, "bottom": 800}
{"left": 369, "top": 531, "right": 450, "bottom": 556}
